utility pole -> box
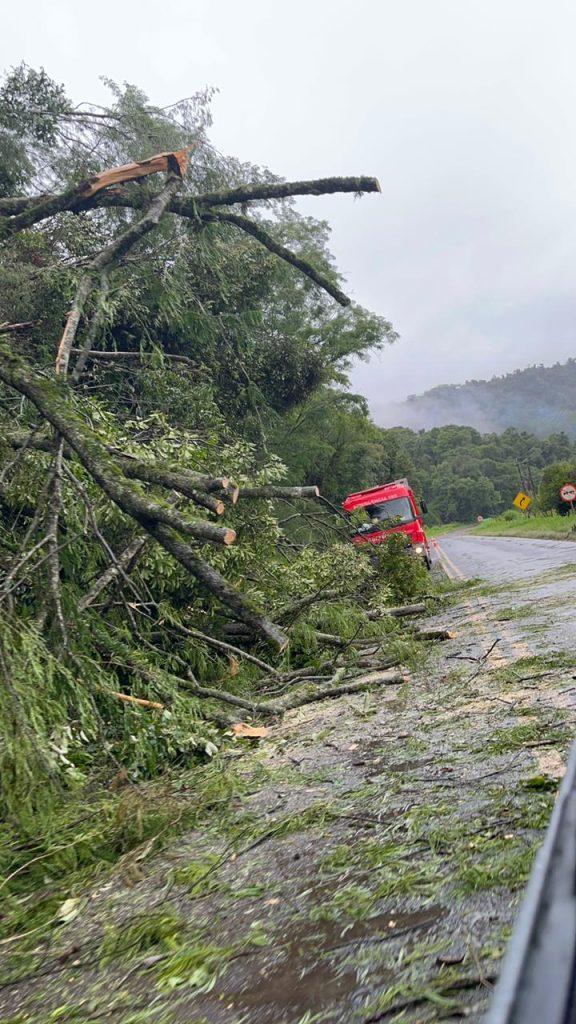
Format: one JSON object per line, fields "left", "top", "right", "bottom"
{"left": 516, "top": 459, "right": 528, "bottom": 494}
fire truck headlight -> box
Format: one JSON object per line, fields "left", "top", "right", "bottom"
{"left": 414, "top": 545, "right": 424, "bottom": 555}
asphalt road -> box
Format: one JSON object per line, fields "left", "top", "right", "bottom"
{"left": 435, "top": 532, "right": 576, "bottom": 584}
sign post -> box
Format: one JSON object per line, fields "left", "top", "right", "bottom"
{"left": 560, "top": 483, "right": 576, "bottom": 513}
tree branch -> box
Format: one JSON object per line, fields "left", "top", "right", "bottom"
{"left": 237, "top": 485, "right": 320, "bottom": 500}
{"left": 70, "top": 273, "right": 110, "bottom": 382}
{"left": 70, "top": 349, "right": 198, "bottom": 369}
{"left": 5, "top": 432, "right": 229, "bottom": 509}
{"left": 78, "top": 535, "right": 148, "bottom": 612}
{"left": 56, "top": 174, "right": 182, "bottom": 375}
{"left": 202, "top": 212, "right": 351, "bottom": 306}
{"left": 0, "top": 176, "right": 380, "bottom": 251}
{"left": 0, "top": 351, "right": 234, "bottom": 547}
{"left": 267, "top": 668, "right": 403, "bottom": 713}
{"left": 0, "top": 346, "right": 286, "bottom": 647}
{"left": 166, "top": 620, "right": 280, "bottom": 676}
{"left": 149, "top": 524, "right": 287, "bottom": 649}
{"left": 192, "top": 175, "right": 381, "bottom": 209}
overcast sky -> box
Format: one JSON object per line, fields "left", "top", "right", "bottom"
{"left": 4, "top": 0, "right": 576, "bottom": 421}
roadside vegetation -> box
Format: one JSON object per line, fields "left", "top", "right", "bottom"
{"left": 472, "top": 509, "right": 576, "bottom": 541}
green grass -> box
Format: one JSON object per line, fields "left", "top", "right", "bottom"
{"left": 472, "top": 511, "right": 576, "bottom": 541}
{"left": 426, "top": 522, "right": 468, "bottom": 537}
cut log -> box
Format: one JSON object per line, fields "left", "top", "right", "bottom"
{"left": 367, "top": 602, "right": 427, "bottom": 620}
{"left": 412, "top": 628, "right": 454, "bottom": 641}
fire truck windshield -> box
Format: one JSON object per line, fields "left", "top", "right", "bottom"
{"left": 365, "top": 497, "right": 414, "bottom": 524}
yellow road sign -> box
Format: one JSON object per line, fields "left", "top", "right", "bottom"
{"left": 513, "top": 491, "right": 532, "bottom": 511}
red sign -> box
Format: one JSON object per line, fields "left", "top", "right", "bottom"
{"left": 559, "top": 483, "right": 576, "bottom": 503}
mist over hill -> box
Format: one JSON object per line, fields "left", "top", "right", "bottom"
{"left": 380, "top": 359, "right": 576, "bottom": 437}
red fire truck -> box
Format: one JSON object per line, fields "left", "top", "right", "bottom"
{"left": 342, "top": 478, "right": 432, "bottom": 568}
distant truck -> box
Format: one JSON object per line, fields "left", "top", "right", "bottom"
{"left": 342, "top": 478, "right": 432, "bottom": 568}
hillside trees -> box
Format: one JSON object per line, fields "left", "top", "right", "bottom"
{"left": 380, "top": 425, "right": 576, "bottom": 522}
{"left": 401, "top": 359, "right": 576, "bottom": 438}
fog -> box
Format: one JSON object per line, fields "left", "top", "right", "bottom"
{"left": 4, "top": 0, "right": 576, "bottom": 425}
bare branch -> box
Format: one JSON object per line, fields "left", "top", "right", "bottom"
{"left": 0, "top": 321, "right": 35, "bottom": 334}
{"left": 167, "top": 620, "right": 280, "bottom": 675}
{"left": 192, "top": 175, "right": 381, "bottom": 209}
{"left": 70, "top": 349, "right": 198, "bottom": 369}
{"left": 43, "top": 440, "right": 68, "bottom": 645}
{"left": 70, "top": 273, "right": 110, "bottom": 382}
{"left": 268, "top": 668, "right": 403, "bottom": 713}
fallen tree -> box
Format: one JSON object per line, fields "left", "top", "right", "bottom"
{"left": 0, "top": 68, "right": 431, "bottom": 843}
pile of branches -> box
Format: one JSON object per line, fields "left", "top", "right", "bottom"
{"left": 0, "top": 124, "right": 438, "bottom": 829}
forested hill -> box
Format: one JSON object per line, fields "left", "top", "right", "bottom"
{"left": 388, "top": 359, "right": 576, "bottom": 437}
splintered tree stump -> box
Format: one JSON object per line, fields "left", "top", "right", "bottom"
{"left": 79, "top": 149, "right": 189, "bottom": 198}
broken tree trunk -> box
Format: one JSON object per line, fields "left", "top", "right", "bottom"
{"left": 77, "top": 149, "right": 189, "bottom": 198}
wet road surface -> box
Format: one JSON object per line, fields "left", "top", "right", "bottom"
{"left": 4, "top": 533, "right": 576, "bottom": 1024}
{"left": 435, "top": 531, "right": 576, "bottom": 584}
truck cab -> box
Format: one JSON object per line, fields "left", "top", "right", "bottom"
{"left": 342, "top": 478, "right": 431, "bottom": 568}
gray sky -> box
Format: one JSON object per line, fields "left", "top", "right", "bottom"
{"left": 4, "top": 0, "right": 576, "bottom": 421}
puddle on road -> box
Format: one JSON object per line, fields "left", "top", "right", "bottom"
{"left": 225, "top": 907, "right": 444, "bottom": 1022}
